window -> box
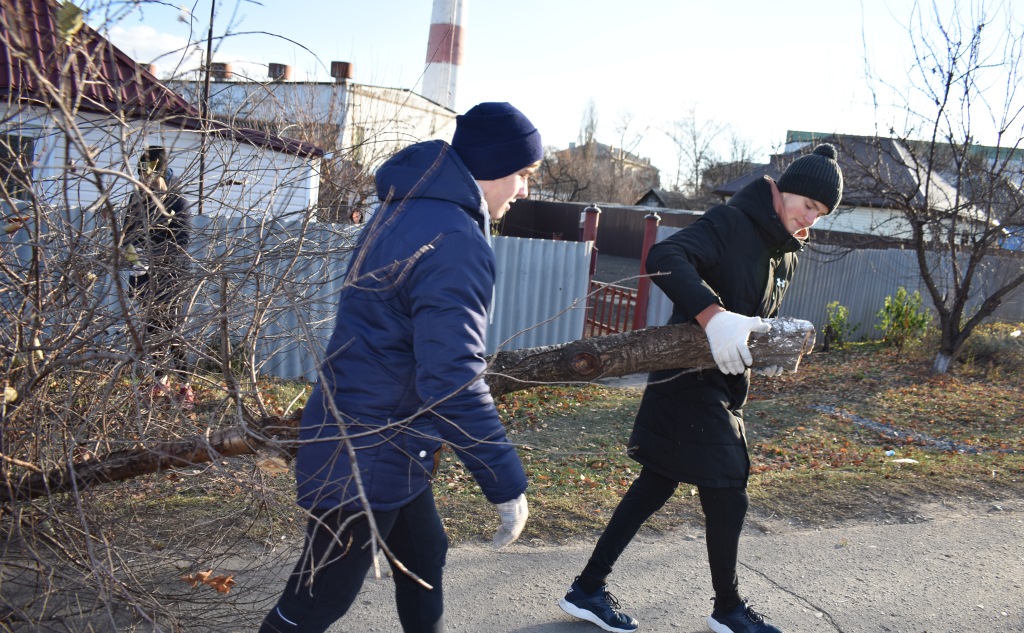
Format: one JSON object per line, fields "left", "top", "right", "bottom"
{"left": 0, "top": 133, "right": 36, "bottom": 200}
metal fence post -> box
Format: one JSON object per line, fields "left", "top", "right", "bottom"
{"left": 633, "top": 211, "right": 661, "bottom": 329}
{"left": 582, "top": 204, "right": 601, "bottom": 276}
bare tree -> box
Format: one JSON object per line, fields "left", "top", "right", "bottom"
{"left": 613, "top": 110, "right": 648, "bottom": 159}
{"left": 665, "top": 106, "right": 726, "bottom": 195}
{"left": 0, "top": 1, "right": 358, "bottom": 629}
{"left": 534, "top": 102, "right": 659, "bottom": 205}
{"left": 860, "top": 0, "right": 1024, "bottom": 373}
{"left": 578, "top": 98, "right": 599, "bottom": 146}
{"left": 532, "top": 101, "right": 601, "bottom": 203}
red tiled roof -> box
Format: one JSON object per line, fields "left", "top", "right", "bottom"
{"left": 1, "top": 0, "right": 194, "bottom": 117}
{"left": 0, "top": 0, "right": 322, "bottom": 157}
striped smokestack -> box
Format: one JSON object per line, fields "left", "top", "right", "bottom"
{"left": 422, "top": 0, "right": 466, "bottom": 109}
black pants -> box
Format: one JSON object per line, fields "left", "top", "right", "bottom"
{"left": 260, "top": 488, "right": 448, "bottom": 633}
{"left": 579, "top": 467, "right": 748, "bottom": 607}
{"left": 128, "top": 268, "right": 189, "bottom": 382}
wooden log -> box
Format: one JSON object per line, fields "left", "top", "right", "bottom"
{"left": 0, "top": 318, "right": 814, "bottom": 504}
{"left": 486, "top": 316, "right": 814, "bottom": 397}
{"left": 0, "top": 411, "right": 303, "bottom": 505}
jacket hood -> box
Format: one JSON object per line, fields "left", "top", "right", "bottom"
{"left": 375, "top": 139, "right": 489, "bottom": 232}
{"left": 728, "top": 176, "right": 802, "bottom": 253}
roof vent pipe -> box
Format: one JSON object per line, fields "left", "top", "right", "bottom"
{"left": 209, "top": 62, "right": 232, "bottom": 81}
{"left": 330, "top": 61, "right": 353, "bottom": 84}
{"left": 268, "top": 63, "right": 291, "bottom": 81}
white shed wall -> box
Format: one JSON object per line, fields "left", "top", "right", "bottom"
{"left": 1, "top": 104, "right": 319, "bottom": 218}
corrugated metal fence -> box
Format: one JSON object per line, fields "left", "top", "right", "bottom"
{"left": 194, "top": 229, "right": 594, "bottom": 379}
{"left": 13, "top": 209, "right": 1017, "bottom": 385}
{"left": 646, "top": 225, "right": 1024, "bottom": 338}
{"left": 193, "top": 231, "right": 593, "bottom": 378}
{"left": 488, "top": 236, "right": 592, "bottom": 353}
{"left": 1, "top": 208, "right": 595, "bottom": 382}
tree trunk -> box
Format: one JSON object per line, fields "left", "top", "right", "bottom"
{"left": 0, "top": 318, "right": 814, "bottom": 504}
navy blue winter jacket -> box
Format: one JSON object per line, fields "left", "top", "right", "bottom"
{"left": 295, "top": 140, "right": 528, "bottom": 512}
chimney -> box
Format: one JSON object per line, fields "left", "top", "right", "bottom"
{"left": 330, "top": 61, "right": 353, "bottom": 84}
{"left": 209, "top": 62, "right": 232, "bottom": 81}
{"left": 143, "top": 63, "right": 157, "bottom": 76}
{"left": 268, "top": 63, "right": 292, "bottom": 81}
{"left": 422, "top": 0, "right": 466, "bottom": 109}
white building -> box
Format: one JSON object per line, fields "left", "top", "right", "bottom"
{"left": 168, "top": 61, "right": 457, "bottom": 220}
{"left": 0, "top": 0, "right": 323, "bottom": 220}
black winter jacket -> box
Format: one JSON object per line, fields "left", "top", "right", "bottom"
{"left": 627, "top": 177, "right": 802, "bottom": 487}
{"left": 124, "top": 189, "right": 191, "bottom": 263}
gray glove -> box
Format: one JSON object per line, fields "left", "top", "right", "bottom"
{"left": 753, "top": 365, "right": 784, "bottom": 377}
{"left": 492, "top": 493, "right": 528, "bottom": 549}
{"left": 704, "top": 311, "right": 771, "bottom": 374}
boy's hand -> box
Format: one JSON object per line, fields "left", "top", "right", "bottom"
{"left": 704, "top": 311, "right": 770, "bottom": 374}
{"left": 491, "top": 493, "right": 528, "bottom": 549}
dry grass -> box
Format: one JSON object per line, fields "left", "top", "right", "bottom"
{"left": 436, "top": 324, "right": 1024, "bottom": 544}
{"left": 72, "top": 325, "right": 1023, "bottom": 548}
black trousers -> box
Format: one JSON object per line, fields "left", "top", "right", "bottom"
{"left": 579, "top": 467, "right": 748, "bottom": 607}
{"left": 260, "top": 487, "right": 448, "bottom": 633}
{"left": 128, "top": 268, "right": 189, "bottom": 382}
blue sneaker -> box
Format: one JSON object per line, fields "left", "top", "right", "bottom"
{"left": 558, "top": 579, "right": 638, "bottom": 632}
{"left": 707, "top": 601, "right": 782, "bottom": 633}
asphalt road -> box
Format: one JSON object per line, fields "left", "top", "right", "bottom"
{"left": 248, "top": 354, "right": 1024, "bottom": 633}
{"left": 246, "top": 496, "right": 1023, "bottom": 633}
{"left": 240, "top": 372, "right": 1023, "bottom": 632}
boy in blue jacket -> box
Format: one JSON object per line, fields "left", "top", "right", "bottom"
{"left": 259, "top": 103, "right": 542, "bottom": 633}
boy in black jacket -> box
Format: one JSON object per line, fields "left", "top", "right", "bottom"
{"left": 124, "top": 146, "right": 194, "bottom": 408}
{"left": 559, "top": 144, "right": 843, "bottom": 633}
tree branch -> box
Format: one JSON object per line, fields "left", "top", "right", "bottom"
{"left": 0, "top": 318, "right": 814, "bottom": 504}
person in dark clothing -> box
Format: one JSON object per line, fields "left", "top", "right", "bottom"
{"left": 123, "top": 146, "right": 194, "bottom": 409}
{"left": 559, "top": 144, "right": 844, "bottom": 633}
{"left": 259, "top": 102, "right": 543, "bottom": 633}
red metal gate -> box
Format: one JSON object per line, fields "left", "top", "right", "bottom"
{"left": 584, "top": 280, "right": 638, "bottom": 337}
{"left": 581, "top": 206, "right": 661, "bottom": 338}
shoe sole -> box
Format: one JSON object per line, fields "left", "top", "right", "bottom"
{"left": 558, "top": 598, "right": 638, "bottom": 633}
{"left": 706, "top": 614, "right": 739, "bottom": 633}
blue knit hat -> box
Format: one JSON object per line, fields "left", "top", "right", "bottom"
{"left": 452, "top": 102, "right": 543, "bottom": 180}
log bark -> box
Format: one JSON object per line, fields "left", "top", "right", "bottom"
{"left": 486, "top": 316, "right": 814, "bottom": 398}
{"left": 0, "top": 412, "right": 303, "bottom": 505}
{"left": 0, "top": 318, "right": 814, "bottom": 504}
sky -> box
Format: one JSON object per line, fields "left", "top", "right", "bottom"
{"left": 94, "top": 0, "right": 991, "bottom": 183}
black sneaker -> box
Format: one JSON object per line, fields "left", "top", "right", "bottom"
{"left": 707, "top": 600, "right": 782, "bottom": 633}
{"left": 558, "top": 579, "right": 638, "bottom": 632}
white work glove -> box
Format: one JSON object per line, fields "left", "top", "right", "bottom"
{"left": 491, "top": 493, "right": 528, "bottom": 549}
{"left": 753, "top": 365, "right": 784, "bottom": 377}
{"left": 704, "top": 311, "right": 771, "bottom": 375}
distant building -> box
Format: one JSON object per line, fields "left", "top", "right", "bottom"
{"left": 0, "top": 0, "right": 322, "bottom": 219}
{"left": 635, "top": 161, "right": 761, "bottom": 211}
{"left": 168, "top": 62, "right": 456, "bottom": 222}
{"left": 536, "top": 141, "right": 660, "bottom": 205}
{"left": 634, "top": 188, "right": 693, "bottom": 209}
{"left": 714, "top": 131, "right": 1006, "bottom": 247}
